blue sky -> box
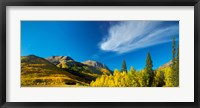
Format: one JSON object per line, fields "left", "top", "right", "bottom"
{"left": 21, "top": 21, "right": 179, "bottom": 71}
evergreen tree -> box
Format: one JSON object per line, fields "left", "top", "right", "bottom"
{"left": 121, "top": 59, "right": 127, "bottom": 72}
{"left": 171, "top": 36, "right": 179, "bottom": 87}
{"left": 145, "top": 52, "right": 154, "bottom": 87}
{"left": 177, "top": 45, "right": 179, "bottom": 63}
{"left": 176, "top": 45, "right": 179, "bottom": 73}
{"left": 145, "top": 52, "right": 153, "bottom": 73}
{"left": 174, "top": 45, "right": 179, "bottom": 86}
{"left": 172, "top": 36, "right": 176, "bottom": 70}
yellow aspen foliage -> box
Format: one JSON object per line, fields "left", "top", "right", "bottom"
{"left": 162, "top": 67, "right": 174, "bottom": 87}
{"left": 89, "top": 65, "right": 175, "bottom": 87}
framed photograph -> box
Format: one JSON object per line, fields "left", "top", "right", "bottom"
{"left": 0, "top": 0, "right": 199, "bottom": 108}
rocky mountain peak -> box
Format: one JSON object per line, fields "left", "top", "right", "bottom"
{"left": 46, "top": 56, "right": 74, "bottom": 65}
{"left": 82, "top": 60, "right": 108, "bottom": 69}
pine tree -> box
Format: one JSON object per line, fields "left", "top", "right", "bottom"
{"left": 174, "top": 45, "right": 179, "bottom": 86}
{"left": 146, "top": 52, "right": 153, "bottom": 73}
{"left": 121, "top": 59, "right": 127, "bottom": 72}
{"left": 172, "top": 36, "right": 176, "bottom": 71}
{"left": 171, "top": 36, "right": 179, "bottom": 87}
{"left": 145, "top": 52, "right": 154, "bottom": 87}
{"left": 177, "top": 45, "right": 179, "bottom": 64}
{"left": 176, "top": 45, "right": 179, "bottom": 73}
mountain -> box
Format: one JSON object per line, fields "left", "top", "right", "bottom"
{"left": 157, "top": 61, "right": 172, "bottom": 70}
{"left": 46, "top": 56, "right": 103, "bottom": 82}
{"left": 46, "top": 56, "right": 82, "bottom": 69}
{"left": 46, "top": 56, "right": 74, "bottom": 67}
{"left": 21, "top": 55, "right": 89, "bottom": 87}
{"left": 82, "top": 60, "right": 111, "bottom": 75}
{"left": 82, "top": 60, "right": 109, "bottom": 70}
{"left": 46, "top": 56, "right": 111, "bottom": 75}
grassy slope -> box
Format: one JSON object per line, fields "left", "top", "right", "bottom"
{"left": 21, "top": 55, "right": 89, "bottom": 87}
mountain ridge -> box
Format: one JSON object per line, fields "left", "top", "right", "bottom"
{"left": 46, "top": 56, "right": 112, "bottom": 75}
{"left": 82, "top": 60, "right": 109, "bottom": 70}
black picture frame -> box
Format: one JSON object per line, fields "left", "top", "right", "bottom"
{"left": 0, "top": 0, "right": 199, "bottom": 108}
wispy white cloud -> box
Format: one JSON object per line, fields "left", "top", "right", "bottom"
{"left": 99, "top": 21, "right": 179, "bottom": 54}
